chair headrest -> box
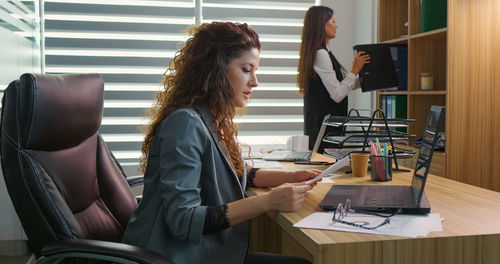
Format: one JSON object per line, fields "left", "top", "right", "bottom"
{"left": 11, "top": 73, "right": 104, "bottom": 150}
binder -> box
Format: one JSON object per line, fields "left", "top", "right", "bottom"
{"left": 386, "top": 96, "right": 393, "bottom": 119}
{"left": 420, "top": 0, "right": 447, "bottom": 32}
{"left": 395, "top": 95, "right": 407, "bottom": 133}
{"left": 390, "top": 45, "right": 408, "bottom": 91}
{"left": 353, "top": 44, "right": 399, "bottom": 92}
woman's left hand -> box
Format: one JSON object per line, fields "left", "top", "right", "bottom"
{"left": 351, "top": 51, "right": 371, "bottom": 75}
{"left": 291, "top": 169, "right": 322, "bottom": 188}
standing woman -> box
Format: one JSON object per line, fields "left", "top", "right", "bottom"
{"left": 122, "top": 22, "right": 319, "bottom": 264}
{"left": 297, "top": 6, "right": 370, "bottom": 149}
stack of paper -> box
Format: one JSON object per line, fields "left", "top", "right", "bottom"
{"left": 294, "top": 212, "right": 443, "bottom": 238}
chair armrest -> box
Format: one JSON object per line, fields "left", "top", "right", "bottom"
{"left": 39, "top": 239, "right": 174, "bottom": 264}
{"left": 126, "top": 175, "right": 144, "bottom": 188}
{"left": 127, "top": 175, "right": 144, "bottom": 202}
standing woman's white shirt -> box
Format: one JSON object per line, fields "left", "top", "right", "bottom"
{"left": 313, "top": 47, "right": 360, "bottom": 103}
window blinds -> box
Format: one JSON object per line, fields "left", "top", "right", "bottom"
{"left": 43, "top": 0, "right": 314, "bottom": 175}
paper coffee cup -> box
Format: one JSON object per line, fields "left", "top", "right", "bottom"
{"left": 350, "top": 153, "right": 369, "bottom": 177}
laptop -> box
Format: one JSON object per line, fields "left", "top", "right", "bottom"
{"left": 263, "top": 115, "right": 336, "bottom": 163}
{"left": 319, "top": 106, "right": 445, "bottom": 214}
{"left": 353, "top": 44, "right": 401, "bottom": 92}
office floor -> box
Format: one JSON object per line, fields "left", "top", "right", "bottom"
{"left": 0, "top": 254, "right": 34, "bottom": 264}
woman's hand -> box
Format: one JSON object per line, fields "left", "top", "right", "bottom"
{"left": 291, "top": 169, "right": 322, "bottom": 183}
{"left": 265, "top": 182, "right": 310, "bottom": 212}
{"left": 351, "top": 51, "right": 371, "bottom": 75}
{"left": 292, "top": 169, "right": 322, "bottom": 188}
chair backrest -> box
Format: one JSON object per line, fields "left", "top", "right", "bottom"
{"left": 0, "top": 73, "right": 137, "bottom": 257}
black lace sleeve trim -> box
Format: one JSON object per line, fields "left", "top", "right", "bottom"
{"left": 203, "top": 204, "right": 230, "bottom": 234}
{"left": 246, "top": 168, "right": 259, "bottom": 187}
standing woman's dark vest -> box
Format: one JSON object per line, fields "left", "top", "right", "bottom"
{"left": 304, "top": 48, "right": 348, "bottom": 150}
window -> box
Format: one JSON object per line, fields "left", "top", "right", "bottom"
{"left": 43, "top": 0, "right": 314, "bottom": 175}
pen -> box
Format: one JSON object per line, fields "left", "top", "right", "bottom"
{"left": 374, "top": 138, "right": 384, "bottom": 179}
{"left": 375, "top": 138, "right": 382, "bottom": 154}
{"left": 294, "top": 161, "right": 334, "bottom": 165}
{"left": 384, "top": 143, "right": 388, "bottom": 180}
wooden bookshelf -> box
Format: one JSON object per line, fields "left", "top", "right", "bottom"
{"left": 377, "top": 0, "right": 447, "bottom": 148}
{"left": 378, "top": 0, "right": 500, "bottom": 192}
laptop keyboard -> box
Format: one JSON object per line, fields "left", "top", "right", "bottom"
{"left": 364, "top": 187, "right": 406, "bottom": 206}
{"left": 285, "top": 151, "right": 311, "bottom": 161}
{"left": 324, "top": 149, "right": 350, "bottom": 159}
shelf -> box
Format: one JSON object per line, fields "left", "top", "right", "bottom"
{"left": 408, "top": 28, "right": 447, "bottom": 40}
{"left": 381, "top": 36, "right": 408, "bottom": 44}
{"left": 378, "top": 90, "right": 447, "bottom": 95}
{"left": 379, "top": 28, "right": 447, "bottom": 45}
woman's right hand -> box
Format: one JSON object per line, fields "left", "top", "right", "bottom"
{"left": 351, "top": 51, "right": 371, "bottom": 75}
{"left": 265, "top": 182, "right": 310, "bottom": 212}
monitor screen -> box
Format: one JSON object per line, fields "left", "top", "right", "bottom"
{"left": 353, "top": 44, "right": 406, "bottom": 92}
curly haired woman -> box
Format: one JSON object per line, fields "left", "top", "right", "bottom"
{"left": 122, "top": 22, "right": 319, "bottom": 264}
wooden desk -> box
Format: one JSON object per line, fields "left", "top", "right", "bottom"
{"left": 248, "top": 163, "right": 500, "bottom": 264}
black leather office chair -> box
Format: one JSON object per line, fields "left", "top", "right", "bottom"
{"left": 0, "top": 73, "right": 173, "bottom": 264}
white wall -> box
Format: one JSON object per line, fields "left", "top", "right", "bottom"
{"left": 0, "top": 25, "right": 40, "bottom": 255}
{"left": 321, "top": 0, "right": 377, "bottom": 112}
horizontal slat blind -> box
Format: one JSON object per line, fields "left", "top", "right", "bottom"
{"left": 202, "top": 0, "right": 314, "bottom": 145}
{"left": 44, "top": 0, "right": 194, "bottom": 175}
{"left": 43, "top": 0, "right": 314, "bottom": 175}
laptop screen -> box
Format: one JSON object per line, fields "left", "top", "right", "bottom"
{"left": 311, "top": 114, "right": 330, "bottom": 154}
{"left": 411, "top": 106, "right": 445, "bottom": 205}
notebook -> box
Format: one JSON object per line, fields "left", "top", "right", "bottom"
{"left": 319, "top": 106, "right": 445, "bottom": 214}
{"left": 263, "top": 115, "right": 335, "bottom": 163}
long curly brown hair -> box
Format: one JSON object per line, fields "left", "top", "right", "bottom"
{"left": 140, "top": 22, "right": 261, "bottom": 176}
{"left": 297, "top": 6, "right": 333, "bottom": 95}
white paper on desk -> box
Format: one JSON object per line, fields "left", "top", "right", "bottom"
{"left": 318, "top": 173, "right": 342, "bottom": 183}
{"left": 245, "top": 159, "right": 283, "bottom": 169}
{"left": 294, "top": 212, "right": 444, "bottom": 238}
{"left": 318, "top": 177, "right": 334, "bottom": 183}
{"left": 305, "top": 156, "right": 350, "bottom": 185}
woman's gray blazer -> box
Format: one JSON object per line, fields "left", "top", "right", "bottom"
{"left": 122, "top": 105, "right": 249, "bottom": 264}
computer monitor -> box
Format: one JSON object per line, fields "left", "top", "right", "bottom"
{"left": 353, "top": 44, "right": 405, "bottom": 92}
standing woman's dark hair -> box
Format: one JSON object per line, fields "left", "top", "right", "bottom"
{"left": 140, "top": 22, "right": 261, "bottom": 176}
{"left": 297, "top": 6, "right": 333, "bottom": 95}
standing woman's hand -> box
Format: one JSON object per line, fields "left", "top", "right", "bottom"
{"left": 350, "top": 51, "right": 371, "bottom": 75}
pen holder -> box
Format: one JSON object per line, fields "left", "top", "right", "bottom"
{"left": 370, "top": 155, "right": 393, "bottom": 181}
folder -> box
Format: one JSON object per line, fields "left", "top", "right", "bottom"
{"left": 420, "top": 0, "right": 447, "bottom": 32}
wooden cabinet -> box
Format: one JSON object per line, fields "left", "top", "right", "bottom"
{"left": 377, "top": 0, "right": 447, "bottom": 174}
{"left": 446, "top": 0, "right": 500, "bottom": 192}
{"left": 378, "top": 0, "right": 500, "bottom": 192}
